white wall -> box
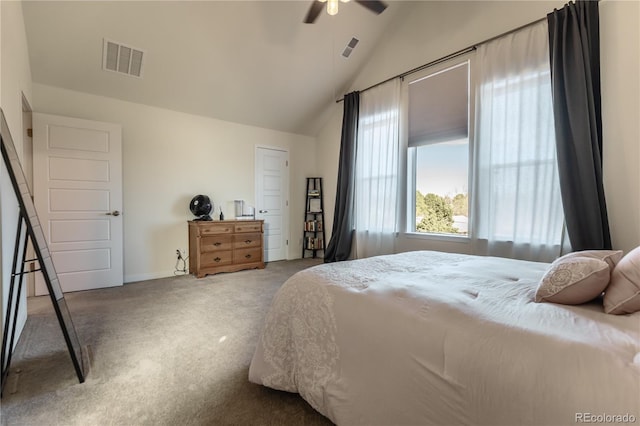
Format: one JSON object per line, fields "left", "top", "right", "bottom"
{"left": 33, "top": 83, "right": 316, "bottom": 282}
{"left": 317, "top": 0, "right": 640, "bottom": 256}
{"left": 1, "top": 0, "right": 33, "bottom": 347}
{"left": 600, "top": 0, "right": 640, "bottom": 255}
{"left": 315, "top": 102, "right": 343, "bottom": 244}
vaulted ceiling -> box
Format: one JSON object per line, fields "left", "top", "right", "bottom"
{"left": 22, "top": 1, "right": 413, "bottom": 136}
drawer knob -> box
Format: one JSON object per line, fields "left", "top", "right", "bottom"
{"left": 214, "top": 257, "right": 221, "bottom": 262}
{"left": 245, "top": 254, "right": 252, "bottom": 259}
{"left": 245, "top": 239, "right": 252, "bottom": 244}
{"left": 213, "top": 242, "right": 221, "bottom": 246}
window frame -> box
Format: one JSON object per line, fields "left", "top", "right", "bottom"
{"left": 474, "top": 66, "right": 561, "bottom": 245}
{"left": 355, "top": 103, "right": 401, "bottom": 235}
{"left": 401, "top": 55, "right": 476, "bottom": 241}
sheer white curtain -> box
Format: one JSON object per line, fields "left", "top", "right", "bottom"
{"left": 472, "top": 21, "right": 565, "bottom": 262}
{"left": 354, "top": 79, "right": 402, "bottom": 258}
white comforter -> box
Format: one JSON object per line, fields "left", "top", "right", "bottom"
{"left": 249, "top": 251, "right": 640, "bottom": 425}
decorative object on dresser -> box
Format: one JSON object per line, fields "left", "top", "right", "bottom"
{"left": 234, "top": 199, "right": 255, "bottom": 220}
{"left": 302, "top": 177, "right": 326, "bottom": 259}
{"left": 189, "top": 194, "right": 213, "bottom": 221}
{"left": 188, "top": 220, "right": 265, "bottom": 278}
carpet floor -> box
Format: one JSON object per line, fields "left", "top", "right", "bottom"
{"left": 1, "top": 259, "right": 333, "bottom": 426}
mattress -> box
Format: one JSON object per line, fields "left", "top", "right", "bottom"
{"left": 249, "top": 250, "right": 640, "bottom": 425}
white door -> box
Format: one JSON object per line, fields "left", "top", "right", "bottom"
{"left": 33, "top": 113, "right": 123, "bottom": 294}
{"left": 255, "top": 147, "right": 288, "bottom": 262}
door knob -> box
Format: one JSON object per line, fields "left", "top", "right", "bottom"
{"left": 259, "top": 210, "right": 268, "bottom": 213}
{"left": 106, "top": 210, "right": 121, "bottom": 216}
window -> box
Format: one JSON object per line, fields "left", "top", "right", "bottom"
{"left": 357, "top": 109, "right": 401, "bottom": 234}
{"left": 473, "top": 59, "right": 564, "bottom": 252}
{"left": 406, "top": 61, "right": 470, "bottom": 236}
{"left": 354, "top": 80, "right": 402, "bottom": 258}
{"left": 397, "top": 22, "right": 562, "bottom": 261}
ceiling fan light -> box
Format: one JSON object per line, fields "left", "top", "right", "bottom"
{"left": 327, "top": 0, "right": 339, "bottom": 15}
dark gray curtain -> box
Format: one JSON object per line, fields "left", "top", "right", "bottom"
{"left": 325, "top": 91, "right": 359, "bottom": 263}
{"left": 547, "top": 0, "right": 612, "bottom": 250}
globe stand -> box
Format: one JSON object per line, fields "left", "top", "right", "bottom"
{"left": 193, "top": 215, "right": 213, "bottom": 221}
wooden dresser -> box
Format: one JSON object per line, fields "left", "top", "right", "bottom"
{"left": 188, "top": 220, "right": 265, "bottom": 278}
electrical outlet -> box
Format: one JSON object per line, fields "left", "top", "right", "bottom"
{"left": 176, "top": 249, "right": 183, "bottom": 260}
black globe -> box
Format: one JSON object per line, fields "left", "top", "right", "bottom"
{"left": 189, "top": 195, "right": 213, "bottom": 221}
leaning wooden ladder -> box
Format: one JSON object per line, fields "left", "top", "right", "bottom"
{"left": 302, "top": 177, "right": 326, "bottom": 259}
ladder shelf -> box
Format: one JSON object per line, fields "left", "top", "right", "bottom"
{"left": 302, "top": 177, "right": 326, "bottom": 259}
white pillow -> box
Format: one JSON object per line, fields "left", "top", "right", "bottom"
{"left": 559, "top": 250, "right": 623, "bottom": 270}
{"left": 604, "top": 246, "right": 640, "bottom": 315}
{"left": 535, "top": 256, "right": 610, "bottom": 305}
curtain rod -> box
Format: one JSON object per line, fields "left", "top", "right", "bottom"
{"left": 336, "top": 15, "right": 547, "bottom": 103}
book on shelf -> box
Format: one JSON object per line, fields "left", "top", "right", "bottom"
{"left": 309, "top": 198, "right": 321, "bottom": 212}
{"left": 305, "top": 236, "right": 323, "bottom": 250}
{"left": 307, "top": 189, "right": 320, "bottom": 196}
{"left": 304, "top": 220, "right": 324, "bottom": 232}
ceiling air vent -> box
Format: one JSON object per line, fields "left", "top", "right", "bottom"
{"left": 103, "top": 39, "right": 145, "bottom": 78}
{"left": 341, "top": 37, "right": 360, "bottom": 59}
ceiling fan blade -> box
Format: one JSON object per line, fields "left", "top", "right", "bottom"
{"left": 304, "top": 0, "right": 324, "bottom": 24}
{"left": 355, "top": 0, "right": 388, "bottom": 15}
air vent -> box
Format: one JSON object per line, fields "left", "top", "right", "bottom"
{"left": 341, "top": 37, "right": 359, "bottom": 59}
{"left": 103, "top": 39, "right": 145, "bottom": 78}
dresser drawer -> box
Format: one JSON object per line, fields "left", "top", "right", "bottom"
{"left": 189, "top": 220, "right": 264, "bottom": 278}
{"left": 199, "top": 223, "right": 233, "bottom": 235}
{"left": 201, "top": 250, "right": 233, "bottom": 266}
{"left": 201, "top": 235, "right": 233, "bottom": 252}
{"left": 233, "top": 233, "right": 261, "bottom": 249}
{"left": 234, "top": 222, "right": 262, "bottom": 233}
{"left": 234, "top": 247, "right": 262, "bottom": 264}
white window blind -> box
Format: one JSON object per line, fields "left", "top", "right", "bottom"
{"left": 408, "top": 63, "right": 468, "bottom": 147}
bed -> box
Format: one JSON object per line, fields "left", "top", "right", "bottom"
{"left": 249, "top": 250, "right": 640, "bottom": 425}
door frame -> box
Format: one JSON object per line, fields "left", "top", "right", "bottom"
{"left": 33, "top": 112, "right": 123, "bottom": 294}
{"left": 21, "top": 93, "right": 35, "bottom": 297}
{"left": 254, "top": 145, "right": 290, "bottom": 261}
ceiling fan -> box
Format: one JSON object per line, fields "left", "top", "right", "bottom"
{"left": 304, "top": 0, "right": 388, "bottom": 24}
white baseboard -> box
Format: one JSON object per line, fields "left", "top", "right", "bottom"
{"left": 124, "top": 270, "right": 180, "bottom": 284}
{"left": 124, "top": 258, "right": 312, "bottom": 283}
